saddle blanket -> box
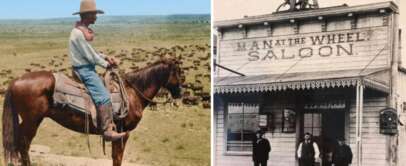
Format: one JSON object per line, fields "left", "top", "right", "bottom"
{"left": 52, "top": 72, "right": 126, "bottom": 128}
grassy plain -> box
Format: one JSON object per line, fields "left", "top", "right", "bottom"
{"left": 0, "top": 15, "right": 210, "bottom": 166}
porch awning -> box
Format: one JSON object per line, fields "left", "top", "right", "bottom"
{"left": 214, "top": 68, "right": 390, "bottom": 94}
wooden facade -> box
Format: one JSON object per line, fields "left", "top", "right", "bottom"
{"left": 213, "top": 2, "right": 404, "bottom": 166}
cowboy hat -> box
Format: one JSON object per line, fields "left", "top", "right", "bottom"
{"left": 73, "top": 0, "right": 104, "bottom": 15}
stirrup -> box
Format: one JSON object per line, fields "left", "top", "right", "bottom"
{"left": 103, "top": 130, "right": 128, "bottom": 142}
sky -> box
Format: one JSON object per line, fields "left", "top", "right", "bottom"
{"left": 0, "top": 0, "right": 210, "bottom": 19}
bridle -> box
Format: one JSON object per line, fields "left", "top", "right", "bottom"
{"left": 124, "top": 69, "right": 178, "bottom": 106}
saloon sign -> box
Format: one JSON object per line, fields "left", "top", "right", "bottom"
{"left": 239, "top": 31, "right": 366, "bottom": 61}
{"left": 219, "top": 27, "right": 389, "bottom": 76}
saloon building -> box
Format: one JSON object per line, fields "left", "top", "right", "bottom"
{"left": 213, "top": 1, "right": 406, "bottom": 166}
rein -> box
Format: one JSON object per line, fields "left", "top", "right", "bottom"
{"left": 124, "top": 78, "right": 172, "bottom": 105}
{"left": 104, "top": 69, "right": 129, "bottom": 119}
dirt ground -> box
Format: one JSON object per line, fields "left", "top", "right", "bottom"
{"left": 30, "top": 144, "right": 141, "bottom": 166}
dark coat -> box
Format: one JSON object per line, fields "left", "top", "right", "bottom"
{"left": 301, "top": 141, "right": 316, "bottom": 160}
{"left": 252, "top": 138, "right": 271, "bottom": 161}
{"left": 332, "top": 144, "right": 353, "bottom": 165}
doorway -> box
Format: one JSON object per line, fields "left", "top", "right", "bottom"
{"left": 301, "top": 110, "right": 346, "bottom": 166}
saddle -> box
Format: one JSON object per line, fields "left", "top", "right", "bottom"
{"left": 52, "top": 69, "right": 129, "bottom": 128}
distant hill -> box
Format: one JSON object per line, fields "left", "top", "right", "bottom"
{"left": 0, "top": 14, "right": 210, "bottom": 25}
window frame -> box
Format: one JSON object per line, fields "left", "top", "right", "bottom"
{"left": 224, "top": 102, "right": 260, "bottom": 155}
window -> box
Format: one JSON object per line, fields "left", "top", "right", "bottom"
{"left": 282, "top": 108, "right": 296, "bottom": 133}
{"left": 303, "top": 113, "right": 322, "bottom": 137}
{"left": 226, "top": 103, "right": 259, "bottom": 152}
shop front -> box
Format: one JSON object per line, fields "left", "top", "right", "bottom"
{"left": 213, "top": 2, "right": 404, "bottom": 166}
{"left": 214, "top": 71, "right": 392, "bottom": 166}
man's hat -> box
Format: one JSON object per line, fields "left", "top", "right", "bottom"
{"left": 256, "top": 130, "right": 265, "bottom": 135}
{"left": 73, "top": 0, "right": 104, "bottom": 15}
{"left": 336, "top": 137, "right": 346, "bottom": 141}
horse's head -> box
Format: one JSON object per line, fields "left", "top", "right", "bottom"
{"left": 162, "top": 59, "right": 182, "bottom": 99}
{"left": 125, "top": 59, "right": 183, "bottom": 101}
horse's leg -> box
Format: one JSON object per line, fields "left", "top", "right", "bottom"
{"left": 17, "top": 98, "right": 47, "bottom": 166}
{"left": 112, "top": 134, "right": 129, "bottom": 166}
{"left": 4, "top": 71, "right": 54, "bottom": 165}
{"left": 19, "top": 118, "right": 43, "bottom": 166}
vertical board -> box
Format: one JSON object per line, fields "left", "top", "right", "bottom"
{"left": 349, "top": 97, "right": 389, "bottom": 166}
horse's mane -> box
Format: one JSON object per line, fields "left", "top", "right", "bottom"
{"left": 124, "top": 59, "right": 175, "bottom": 91}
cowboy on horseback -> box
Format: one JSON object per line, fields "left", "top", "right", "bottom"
{"left": 2, "top": 1, "right": 183, "bottom": 165}
{"left": 70, "top": 0, "right": 127, "bottom": 141}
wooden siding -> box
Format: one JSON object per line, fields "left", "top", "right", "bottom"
{"left": 262, "top": 103, "right": 297, "bottom": 166}
{"left": 215, "top": 97, "right": 297, "bottom": 166}
{"left": 300, "top": 20, "right": 323, "bottom": 34}
{"left": 218, "top": 26, "right": 390, "bottom": 77}
{"left": 357, "top": 14, "right": 385, "bottom": 28}
{"left": 272, "top": 23, "right": 295, "bottom": 36}
{"left": 349, "top": 97, "right": 389, "bottom": 166}
{"left": 327, "top": 18, "right": 352, "bottom": 31}
{"left": 247, "top": 25, "right": 268, "bottom": 38}
{"left": 397, "top": 72, "right": 406, "bottom": 166}
{"left": 215, "top": 95, "right": 390, "bottom": 166}
{"left": 222, "top": 28, "right": 243, "bottom": 40}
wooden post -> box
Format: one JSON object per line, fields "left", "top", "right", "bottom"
{"left": 241, "top": 102, "right": 244, "bottom": 151}
{"left": 216, "top": 29, "right": 222, "bottom": 76}
{"left": 355, "top": 81, "right": 360, "bottom": 166}
{"left": 356, "top": 81, "right": 364, "bottom": 166}
{"left": 360, "top": 82, "right": 364, "bottom": 166}
{"left": 389, "top": 9, "right": 399, "bottom": 166}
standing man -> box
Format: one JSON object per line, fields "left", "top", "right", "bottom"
{"left": 252, "top": 130, "right": 271, "bottom": 166}
{"left": 332, "top": 138, "right": 353, "bottom": 166}
{"left": 70, "top": 0, "right": 127, "bottom": 141}
{"left": 297, "top": 133, "right": 320, "bottom": 166}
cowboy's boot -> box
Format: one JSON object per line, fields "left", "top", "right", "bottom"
{"left": 97, "top": 104, "right": 127, "bottom": 141}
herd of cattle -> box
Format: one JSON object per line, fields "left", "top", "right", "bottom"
{"left": 0, "top": 44, "right": 211, "bottom": 109}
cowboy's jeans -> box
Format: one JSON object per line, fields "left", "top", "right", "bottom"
{"left": 73, "top": 65, "right": 111, "bottom": 106}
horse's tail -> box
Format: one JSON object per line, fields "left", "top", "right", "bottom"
{"left": 2, "top": 87, "right": 20, "bottom": 165}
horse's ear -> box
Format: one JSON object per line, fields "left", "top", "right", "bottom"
{"left": 158, "top": 58, "right": 172, "bottom": 67}
{"left": 162, "top": 54, "right": 170, "bottom": 60}
{"left": 165, "top": 57, "right": 180, "bottom": 65}
{"left": 162, "top": 54, "right": 176, "bottom": 61}
{"left": 161, "top": 57, "right": 176, "bottom": 65}
{"left": 174, "top": 58, "right": 181, "bottom": 64}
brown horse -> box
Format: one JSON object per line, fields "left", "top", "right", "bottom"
{"left": 2, "top": 59, "right": 182, "bottom": 166}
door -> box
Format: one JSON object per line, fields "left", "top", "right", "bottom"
{"left": 301, "top": 111, "right": 346, "bottom": 166}
{"left": 301, "top": 112, "right": 323, "bottom": 165}
{"left": 321, "top": 111, "right": 345, "bottom": 166}
{"left": 303, "top": 112, "right": 322, "bottom": 141}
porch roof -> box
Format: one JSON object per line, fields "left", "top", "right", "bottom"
{"left": 214, "top": 68, "right": 390, "bottom": 94}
